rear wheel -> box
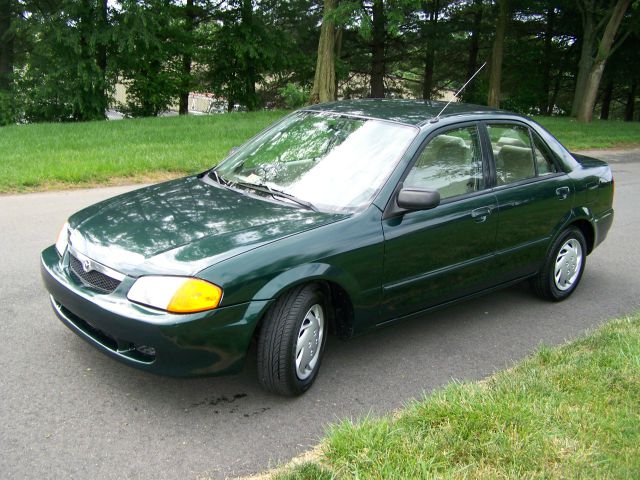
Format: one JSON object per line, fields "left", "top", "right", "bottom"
{"left": 532, "top": 227, "right": 586, "bottom": 301}
{"left": 257, "top": 284, "right": 328, "bottom": 396}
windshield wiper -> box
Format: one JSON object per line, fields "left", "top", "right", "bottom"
{"left": 233, "top": 181, "right": 318, "bottom": 212}
{"left": 208, "top": 169, "right": 232, "bottom": 187}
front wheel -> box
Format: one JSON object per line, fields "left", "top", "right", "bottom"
{"left": 257, "top": 284, "right": 328, "bottom": 396}
{"left": 532, "top": 227, "right": 587, "bottom": 301}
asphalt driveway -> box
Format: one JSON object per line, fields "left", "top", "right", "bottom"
{"left": 1, "top": 149, "right": 638, "bottom": 479}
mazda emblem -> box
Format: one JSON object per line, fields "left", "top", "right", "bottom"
{"left": 82, "top": 259, "right": 92, "bottom": 273}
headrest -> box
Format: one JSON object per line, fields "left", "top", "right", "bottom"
{"left": 497, "top": 136, "right": 527, "bottom": 148}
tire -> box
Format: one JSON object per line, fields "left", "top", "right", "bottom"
{"left": 532, "top": 227, "right": 587, "bottom": 301}
{"left": 257, "top": 284, "right": 328, "bottom": 396}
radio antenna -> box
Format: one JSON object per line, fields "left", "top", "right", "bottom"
{"left": 433, "top": 61, "right": 487, "bottom": 121}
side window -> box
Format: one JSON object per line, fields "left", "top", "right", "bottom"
{"left": 404, "top": 125, "right": 484, "bottom": 200}
{"left": 533, "top": 134, "right": 558, "bottom": 175}
{"left": 487, "top": 124, "right": 536, "bottom": 184}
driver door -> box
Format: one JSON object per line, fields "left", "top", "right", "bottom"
{"left": 381, "top": 123, "right": 498, "bottom": 321}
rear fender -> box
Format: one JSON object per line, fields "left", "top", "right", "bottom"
{"left": 550, "top": 207, "right": 597, "bottom": 254}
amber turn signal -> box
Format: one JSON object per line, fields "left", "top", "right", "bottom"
{"left": 167, "top": 278, "right": 223, "bottom": 313}
{"left": 128, "top": 276, "right": 223, "bottom": 313}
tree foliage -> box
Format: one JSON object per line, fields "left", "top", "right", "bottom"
{"left": 114, "top": 0, "right": 183, "bottom": 116}
{"left": 1, "top": 0, "right": 638, "bottom": 125}
{"left": 13, "top": 0, "right": 113, "bottom": 122}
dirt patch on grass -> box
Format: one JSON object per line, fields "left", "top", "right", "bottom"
{"left": 0, "top": 171, "right": 183, "bottom": 196}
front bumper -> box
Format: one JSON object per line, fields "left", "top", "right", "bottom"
{"left": 41, "top": 245, "right": 271, "bottom": 377}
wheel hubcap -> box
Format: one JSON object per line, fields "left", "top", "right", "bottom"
{"left": 554, "top": 238, "right": 583, "bottom": 291}
{"left": 295, "top": 304, "right": 324, "bottom": 381}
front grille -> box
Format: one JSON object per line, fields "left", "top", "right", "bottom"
{"left": 69, "top": 254, "right": 121, "bottom": 293}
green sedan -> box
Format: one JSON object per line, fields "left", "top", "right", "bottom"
{"left": 41, "top": 100, "right": 614, "bottom": 396}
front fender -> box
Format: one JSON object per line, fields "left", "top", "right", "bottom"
{"left": 246, "top": 260, "right": 381, "bottom": 337}
{"left": 252, "top": 262, "right": 362, "bottom": 302}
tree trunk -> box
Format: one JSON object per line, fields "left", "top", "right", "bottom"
{"left": 625, "top": 79, "right": 636, "bottom": 121}
{"left": 0, "top": 0, "right": 14, "bottom": 92}
{"left": 463, "top": 0, "right": 482, "bottom": 102}
{"left": 571, "top": 1, "right": 597, "bottom": 117}
{"left": 334, "top": 27, "right": 343, "bottom": 97}
{"left": 179, "top": 0, "right": 195, "bottom": 115}
{"left": 548, "top": 46, "right": 572, "bottom": 115}
{"left": 241, "top": 0, "right": 257, "bottom": 110}
{"left": 310, "top": 0, "right": 337, "bottom": 104}
{"left": 422, "top": 52, "right": 434, "bottom": 100}
{"left": 548, "top": 75, "right": 561, "bottom": 115}
{"left": 600, "top": 79, "right": 613, "bottom": 119}
{"left": 487, "top": 0, "right": 508, "bottom": 108}
{"left": 96, "top": 0, "right": 108, "bottom": 117}
{"left": 576, "top": 0, "right": 631, "bottom": 122}
{"left": 422, "top": 0, "right": 439, "bottom": 100}
{"left": 540, "top": 4, "right": 555, "bottom": 113}
{"left": 369, "top": 0, "right": 385, "bottom": 98}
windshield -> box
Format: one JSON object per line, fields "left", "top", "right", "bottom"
{"left": 215, "top": 111, "right": 418, "bottom": 213}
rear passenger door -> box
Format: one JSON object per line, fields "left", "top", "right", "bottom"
{"left": 484, "top": 122, "right": 572, "bottom": 282}
{"left": 381, "top": 123, "right": 498, "bottom": 321}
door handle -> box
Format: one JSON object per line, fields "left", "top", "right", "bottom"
{"left": 471, "top": 206, "right": 493, "bottom": 223}
{"left": 555, "top": 186, "right": 570, "bottom": 200}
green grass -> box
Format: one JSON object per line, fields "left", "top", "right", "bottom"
{"left": 276, "top": 314, "right": 640, "bottom": 479}
{"left": 0, "top": 111, "right": 287, "bottom": 193}
{"left": 534, "top": 117, "right": 640, "bottom": 150}
{"left": 0, "top": 112, "right": 638, "bottom": 193}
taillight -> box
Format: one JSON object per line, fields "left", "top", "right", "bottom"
{"left": 612, "top": 177, "right": 615, "bottom": 198}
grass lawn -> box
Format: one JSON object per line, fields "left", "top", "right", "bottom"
{"left": 1, "top": 111, "right": 638, "bottom": 193}
{"left": 276, "top": 313, "right": 640, "bottom": 479}
{"left": 534, "top": 116, "right": 640, "bottom": 150}
{"left": 0, "top": 111, "right": 287, "bottom": 193}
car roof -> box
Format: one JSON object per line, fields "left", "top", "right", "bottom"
{"left": 303, "top": 99, "right": 507, "bottom": 126}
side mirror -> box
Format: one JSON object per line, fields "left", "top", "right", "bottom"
{"left": 396, "top": 187, "right": 440, "bottom": 211}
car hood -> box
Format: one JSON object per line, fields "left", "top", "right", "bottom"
{"left": 68, "top": 176, "right": 346, "bottom": 276}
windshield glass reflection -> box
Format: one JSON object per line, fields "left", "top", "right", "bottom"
{"left": 215, "top": 112, "right": 417, "bottom": 213}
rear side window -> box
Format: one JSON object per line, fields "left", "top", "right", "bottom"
{"left": 404, "top": 125, "right": 484, "bottom": 200}
{"left": 533, "top": 133, "right": 558, "bottom": 175}
{"left": 487, "top": 124, "right": 536, "bottom": 184}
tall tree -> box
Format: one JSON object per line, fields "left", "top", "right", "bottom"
{"left": 179, "top": 0, "right": 196, "bottom": 115}
{"left": 540, "top": 3, "right": 555, "bottom": 114}
{"left": 370, "top": 0, "right": 386, "bottom": 97}
{"left": 625, "top": 79, "right": 637, "bottom": 121}
{"left": 600, "top": 78, "right": 613, "bottom": 119}
{"left": 464, "top": 0, "right": 483, "bottom": 102}
{"left": 310, "top": 0, "right": 338, "bottom": 104}
{"left": 116, "top": 0, "right": 180, "bottom": 117}
{"left": 0, "top": 0, "right": 14, "bottom": 92}
{"left": 17, "top": 0, "right": 113, "bottom": 122}
{"left": 94, "top": 0, "right": 109, "bottom": 118}
{"left": 575, "top": 0, "right": 632, "bottom": 122}
{"left": 206, "top": 0, "right": 285, "bottom": 110}
{"left": 0, "top": 0, "right": 17, "bottom": 124}
{"left": 421, "top": 0, "right": 440, "bottom": 100}
{"left": 239, "top": 0, "right": 257, "bottom": 109}
{"left": 487, "top": 0, "right": 509, "bottom": 107}
{"left": 571, "top": 5, "right": 591, "bottom": 116}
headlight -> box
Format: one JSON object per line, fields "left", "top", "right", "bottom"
{"left": 127, "top": 276, "right": 223, "bottom": 313}
{"left": 55, "top": 221, "right": 70, "bottom": 256}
